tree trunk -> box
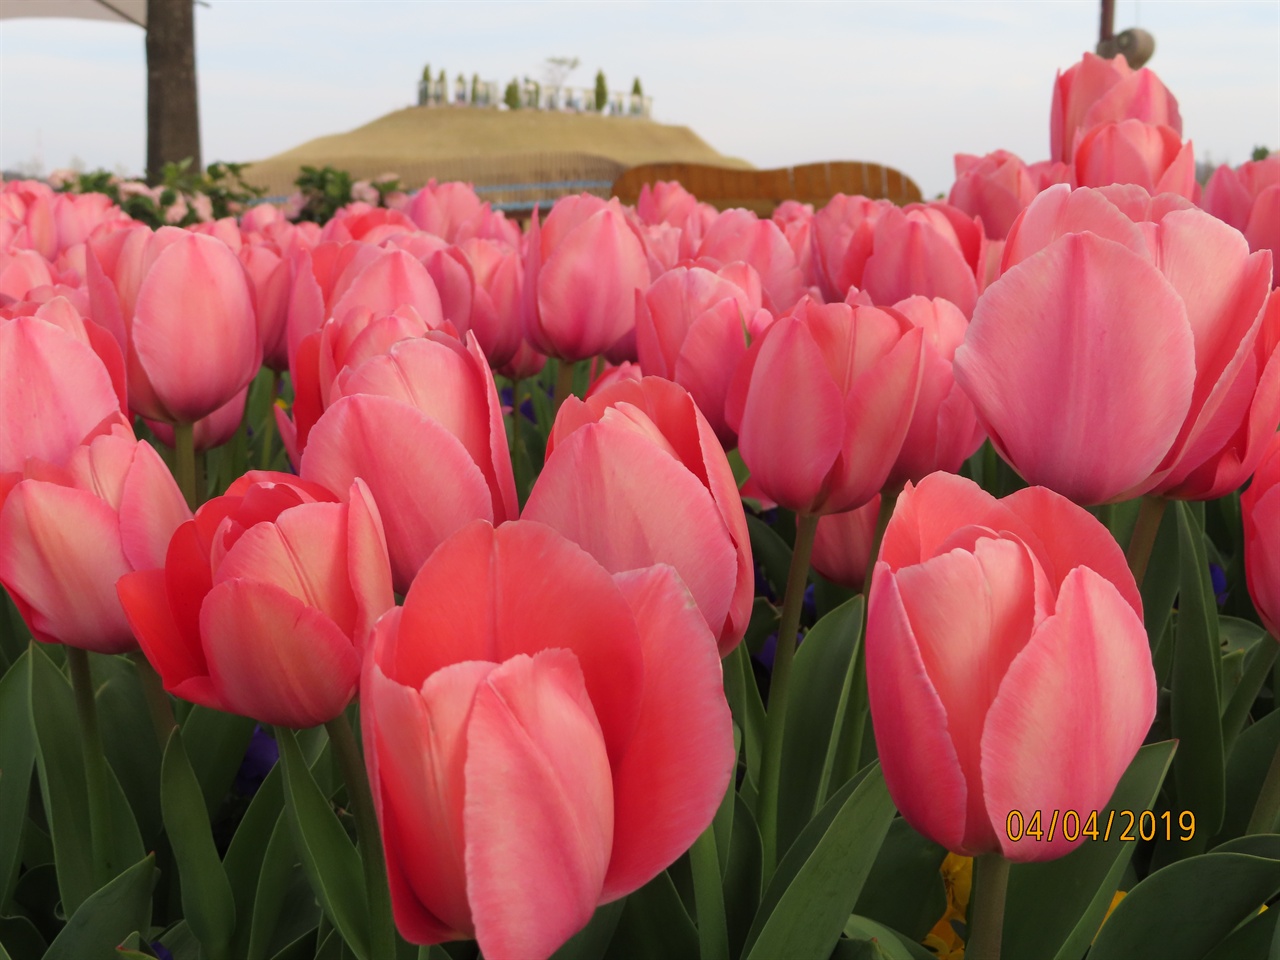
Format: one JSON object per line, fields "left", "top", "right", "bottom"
{"left": 146, "top": 0, "right": 201, "bottom": 183}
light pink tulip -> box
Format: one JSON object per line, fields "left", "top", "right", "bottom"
{"left": 117, "top": 473, "right": 391, "bottom": 726}
{"left": 811, "top": 497, "right": 882, "bottom": 590}
{"left": 1050, "top": 52, "right": 1181, "bottom": 164}
{"left": 0, "top": 427, "right": 190, "bottom": 653}
{"left": 867, "top": 472, "right": 1154, "bottom": 861}
{"left": 1202, "top": 156, "right": 1280, "bottom": 280}
{"left": 955, "top": 184, "right": 1276, "bottom": 504}
{"left": 362, "top": 519, "right": 733, "bottom": 958}
{"left": 526, "top": 376, "right": 753, "bottom": 654}
{"left": 299, "top": 332, "right": 517, "bottom": 591}
{"left": 1243, "top": 431, "right": 1280, "bottom": 638}
{"left": 726, "top": 298, "right": 926, "bottom": 515}
{"left": 1073, "top": 120, "right": 1198, "bottom": 200}
{"left": 697, "top": 209, "right": 806, "bottom": 314}
{"left": 948, "top": 150, "right": 1042, "bottom": 241}
{"left": 459, "top": 237, "right": 526, "bottom": 368}
{"left": 862, "top": 203, "right": 987, "bottom": 317}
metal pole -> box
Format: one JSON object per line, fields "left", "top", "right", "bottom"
{"left": 1100, "top": 0, "right": 1116, "bottom": 43}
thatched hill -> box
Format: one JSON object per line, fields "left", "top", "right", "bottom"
{"left": 242, "top": 106, "right": 751, "bottom": 200}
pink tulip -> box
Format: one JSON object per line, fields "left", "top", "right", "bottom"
{"left": 883, "top": 296, "right": 986, "bottom": 486}
{"left": 525, "top": 196, "right": 650, "bottom": 361}
{"left": 1202, "top": 156, "right": 1280, "bottom": 279}
{"left": 867, "top": 472, "right": 1154, "bottom": 861}
{"left": 525, "top": 376, "right": 753, "bottom": 654}
{"left": 696, "top": 209, "right": 806, "bottom": 314}
{"left": 0, "top": 426, "right": 190, "bottom": 653}
{"left": 726, "top": 298, "right": 926, "bottom": 515}
{"left": 583, "top": 358, "right": 642, "bottom": 397}
{"left": 1243, "top": 431, "right": 1280, "bottom": 637}
{"left": 810, "top": 496, "right": 882, "bottom": 591}
{"left": 459, "top": 237, "right": 526, "bottom": 368}
{"left": 362, "top": 519, "right": 733, "bottom": 958}
{"left": 634, "top": 261, "right": 773, "bottom": 445}
{"left": 1073, "top": 120, "right": 1198, "bottom": 201}
{"left": 861, "top": 202, "right": 987, "bottom": 317}
{"left": 1050, "top": 52, "right": 1181, "bottom": 164}
{"left": 954, "top": 184, "right": 1276, "bottom": 504}
{"left": 147, "top": 386, "right": 251, "bottom": 453}
{"left": 948, "top": 150, "right": 1042, "bottom": 241}
{"left": 87, "top": 228, "right": 262, "bottom": 424}
{"left": 299, "top": 332, "right": 517, "bottom": 592}
{"left": 810, "top": 194, "right": 886, "bottom": 301}
{"left": 0, "top": 314, "right": 129, "bottom": 477}
{"left": 116, "top": 472, "right": 393, "bottom": 727}
{"left": 403, "top": 179, "right": 487, "bottom": 243}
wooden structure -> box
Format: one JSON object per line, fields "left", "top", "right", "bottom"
{"left": 612, "top": 160, "right": 923, "bottom": 215}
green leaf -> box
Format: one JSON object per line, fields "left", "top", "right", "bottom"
{"left": 1171, "top": 501, "right": 1226, "bottom": 847}
{"left": 276, "top": 728, "right": 369, "bottom": 960}
{"left": 723, "top": 644, "right": 766, "bottom": 797}
{"left": 1089, "top": 847, "right": 1280, "bottom": 960}
{"left": 224, "top": 763, "right": 285, "bottom": 958}
{"left": 248, "top": 810, "right": 321, "bottom": 960}
{"left": 723, "top": 793, "right": 762, "bottom": 960}
{"left": 853, "top": 819, "right": 946, "bottom": 942}
{"left": 1001, "top": 740, "right": 1176, "bottom": 960}
{"left": 181, "top": 706, "right": 257, "bottom": 816}
{"left": 604, "top": 870, "right": 697, "bottom": 960}
{"left": 548, "top": 900, "right": 624, "bottom": 960}
{"left": 0, "top": 915, "right": 45, "bottom": 959}
{"left": 777, "top": 597, "right": 863, "bottom": 856}
{"left": 1139, "top": 501, "right": 1180, "bottom": 648}
{"left": 1202, "top": 904, "right": 1277, "bottom": 960}
{"left": 745, "top": 764, "right": 896, "bottom": 960}
{"left": 0, "top": 650, "right": 33, "bottom": 909}
{"left": 28, "top": 644, "right": 143, "bottom": 914}
{"left": 1215, "top": 706, "right": 1280, "bottom": 844}
{"left": 94, "top": 655, "right": 163, "bottom": 847}
{"left": 1222, "top": 623, "right": 1278, "bottom": 754}
{"left": 839, "top": 915, "right": 936, "bottom": 960}
{"left": 41, "top": 854, "right": 155, "bottom": 960}
{"left": 745, "top": 515, "right": 793, "bottom": 601}
{"left": 161, "top": 728, "right": 237, "bottom": 959}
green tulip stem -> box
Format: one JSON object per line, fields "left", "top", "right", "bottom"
{"left": 552, "top": 359, "right": 576, "bottom": 412}
{"left": 511, "top": 378, "right": 528, "bottom": 505}
{"left": 325, "top": 712, "right": 396, "bottom": 960}
{"left": 66, "top": 647, "right": 113, "bottom": 888}
{"left": 968, "top": 852, "right": 1011, "bottom": 960}
{"left": 688, "top": 820, "right": 730, "bottom": 960}
{"left": 174, "top": 421, "right": 198, "bottom": 510}
{"left": 1125, "top": 495, "right": 1167, "bottom": 587}
{"left": 821, "top": 491, "right": 899, "bottom": 805}
{"left": 258, "top": 369, "right": 279, "bottom": 471}
{"left": 757, "top": 510, "right": 820, "bottom": 878}
{"left": 129, "top": 651, "right": 177, "bottom": 748}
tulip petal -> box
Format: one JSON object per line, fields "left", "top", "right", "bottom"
{"left": 200, "top": 579, "right": 359, "bottom": 726}
{"left": 603, "top": 566, "right": 734, "bottom": 900}
{"left": 118, "top": 440, "right": 192, "bottom": 572}
{"left": 466, "top": 650, "right": 613, "bottom": 960}
{"left": 954, "top": 232, "right": 1195, "bottom": 504}
{"left": 983, "top": 567, "right": 1155, "bottom": 861}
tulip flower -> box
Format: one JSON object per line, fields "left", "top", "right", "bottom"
{"left": 1050, "top": 51, "right": 1181, "bottom": 164}
{"left": 811, "top": 496, "right": 882, "bottom": 590}
{"left": 0, "top": 426, "right": 190, "bottom": 653}
{"left": 1243, "top": 431, "right": 1280, "bottom": 637}
{"left": 634, "top": 261, "right": 773, "bottom": 445}
{"left": 299, "top": 332, "right": 518, "bottom": 592}
{"left": 948, "top": 150, "right": 1042, "bottom": 241}
{"left": 696, "top": 209, "right": 806, "bottom": 314}
{"left": 525, "top": 376, "right": 753, "bottom": 654}
{"left": 867, "top": 472, "right": 1155, "bottom": 862}
{"left": 1073, "top": 120, "right": 1198, "bottom": 201}
{"left": 1202, "top": 156, "right": 1280, "bottom": 277}
{"left": 458, "top": 237, "right": 526, "bottom": 369}
{"left": 116, "top": 472, "right": 393, "bottom": 727}
{"left": 362, "top": 519, "right": 734, "bottom": 958}
{"left": 726, "top": 298, "right": 925, "bottom": 516}
{"left": 955, "top": 184, "right": 1277, "bottom": 504}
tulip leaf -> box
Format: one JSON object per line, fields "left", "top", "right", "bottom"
{"left": 161, "top": 727, "right": 237, "bottom": 960}
{"left": 223, "top": 763, "right": 285, "bottom": 958}
{"left": 1089, "top": 844, "right": 1280, "bottom": 960}
{"left": 0, "top": 915, "right": 45, "bottom": 960}
{"left": 94, "top": 655, "right": 164, "bottom": 847}
{"left": 1202, "top": 904, "right": 1278, "bottom": 960}
{"left": 837, "top": 915, "right": 936, "bottom": 960}
{"left": 181, "top": 706, "right": 257, "bottom": 815}
{"left": 1000, "top": 739, "right": 1175, "bottom": 960}
{"left": 745, "top": 515, "right": 793, "bottom": 603}
{"left": 1138, "top": 500, "right": 1180, "bottom": 648}
{"left": 0, "top": 649, "right": 33, "bottom": 910}
{"left": 853, "top": 819, "right": 947, "bottom": 942}
{"left": 41, "top": 853, "right": 155, "bottom": 960}
{"left": 549, "top": 900, "right": 624, "bottom": 960}
{"left": 1221, "top": 622, "right": 1277, "bottom": 754}
{"left": 724, "top": 644, "right": 766, "bottom": 798}
{"left": 276, "top": 727, "right": 370, "bottom": 960}
{"left": 27, "top": 643, "right": 144, "bottom": 916}
{"left": 778, "top": 596, "right": 863, "bottom": 856}
{"left": 744, "top": 763, "right": 895, "bottom": 960}
{"left": 1172, "top": 501, "right": 1226, "bottom": 847}
{"left": 1214, "top": 706, "right": 1280, "bottom": 845}
{"left": 247, "top": 809, "right": 320, "bottom": 960}
{"left": 723, "top": 793, "right": 762, "bottom": 960}
{"left": 605, "top": 869, "right": 697, "bottom": 960}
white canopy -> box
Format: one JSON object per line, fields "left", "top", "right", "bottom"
{"left": 0, "top": 0, "right": 146, "bottom": 27}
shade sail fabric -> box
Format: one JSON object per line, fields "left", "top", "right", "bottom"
{"left": 0, "top": 0, "right": 146, "bottom": 27}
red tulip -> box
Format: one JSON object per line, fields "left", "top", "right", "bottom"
{"left": 117, "top": 473, "right": 393, "bottom": 727}
{"left": 867, "top": 472, "right": 1154, "bottom": 861}
{"left": 0, "top": 427, "right": 190, "bottom": 653}
{"left": 955, "top": 184, "right": 1276, "bottom": 504}
{"left": 299, "top": 332, "right": 517, "bottom": 592}
{"left": 1050, "top": 52, "right": 1181, "bottom": 164}
{"left": 362, "top": 519, "right": 733, "bottom": 958}
{"left": 525, "top": 376, "right": 753, "bottom": 654}
{"left": 726, "top": 298, "right": 926, "bottom": 515}
{"left": 1243, "top": 431, "right": 1280, "bottom": 638}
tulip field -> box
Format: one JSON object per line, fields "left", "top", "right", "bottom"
{"left": 2, "top": 49, "right": 1280, "bottom": 960}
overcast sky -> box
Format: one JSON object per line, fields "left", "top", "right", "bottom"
{"left": 2, "top": 1, "right": 1277, "bottom": 198}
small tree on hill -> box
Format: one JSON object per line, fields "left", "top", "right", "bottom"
{"left": 504, "top": 79, "right": 521, "bottom": 110}
{"left": 421, "top": 63, "right": 431, "bottom": 83}
{"left": 632, "top": 76, "right": 643, "bottom": 97}
{"left": 471, "top": 73, "right": 481, "bottom": 105}
{"left": 594, "top": 69, "right": 608, "bottom": 111}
